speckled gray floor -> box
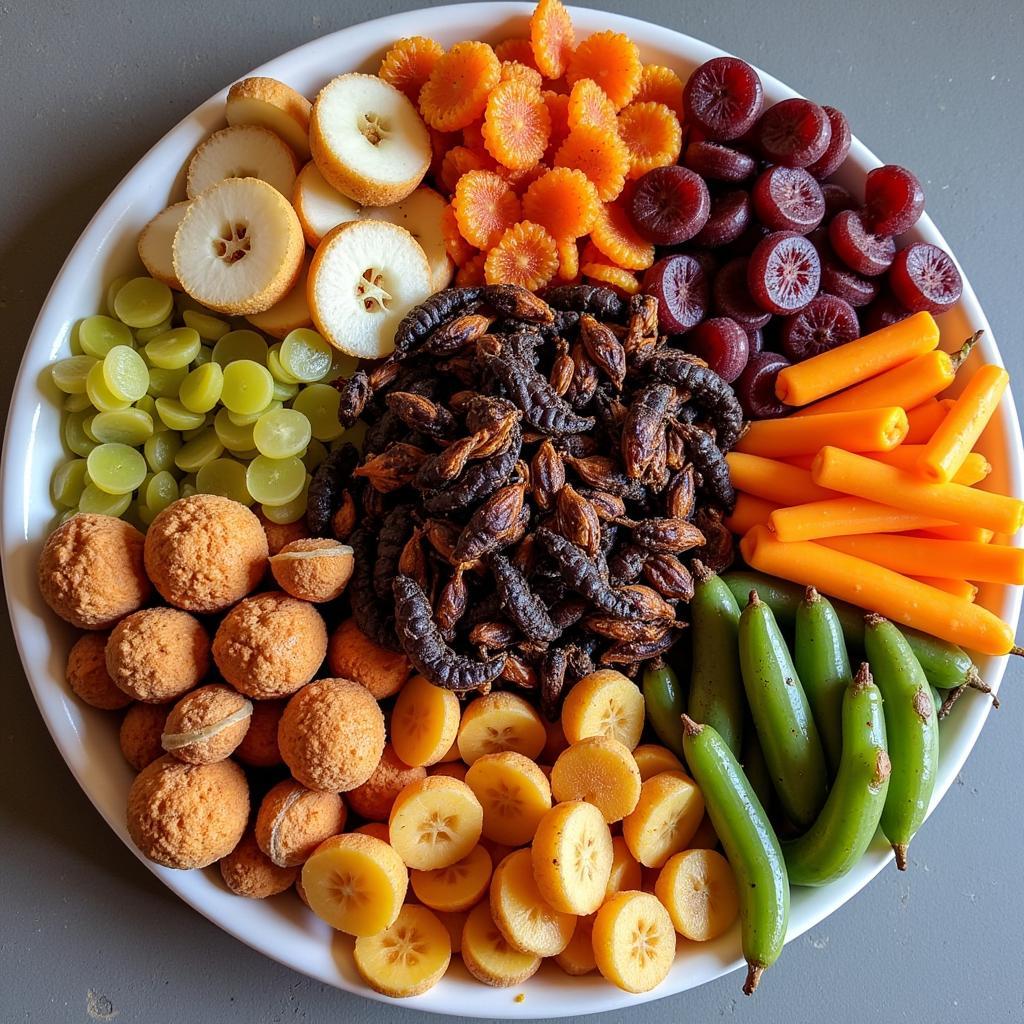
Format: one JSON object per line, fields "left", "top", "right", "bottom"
{"left": 2, "top": 1, "right": 1022, "bottom": 1021}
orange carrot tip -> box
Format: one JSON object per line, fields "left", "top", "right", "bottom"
{"left": 734, "top": 406, "right": 908, "bottom": 458}
{"left": 767, "top": 498, "right": 951, "bottom": 544}
{"left": 909, "top": 577, "right": 978, "bottom": 602}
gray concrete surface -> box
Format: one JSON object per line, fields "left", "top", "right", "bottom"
{"left": 2, "top": 1, "right": 1022, "bottom": 1021}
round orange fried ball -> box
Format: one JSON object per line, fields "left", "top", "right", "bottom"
{"left": 328, "top": 618, "right": 411, "bottom": 699}
{"left": 65, "top": 632, "right": 131, "bottom": 710}
{"left": 235, "top": 698, "right": 285, "bottom": 768}
{"left": 38, "top": 514, "right": 150, "bottom": 629}
{"left": 254, "top": 779, "right": 347, "bottom": 867}
{"left": 220, "top": 829, "right": 297, "bottom": 898}
{"left": 213, "top": 592, "right": 327, "bottom": 699}
{"left": 346, "top": 744, "right": 427, "bottom": 821}
{"left": 256, "top": 509, "right": 310, "bottom": 556}
{"left": 126, "top": 755, "right": 249, "bottom": 869}
{"left": 161, "top": 684, "right": 252, "bottom": 765}
{"left": 269, "top": 538, "right": 354, "bottom": 603}
{"left": 119, "top": 703, "right": 171, "bottom": 771}
{"left": 278, "top": 677, "right": 385, "bottom": 792}
{"left": 145, "top": 495, "right": 268, "bottom": 613}
{"left": 106, "top": 607, "right": 210, "bottom": 703}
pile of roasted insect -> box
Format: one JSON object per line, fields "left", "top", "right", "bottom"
{"left": 315, "top": 283, "right": 742, "bottom": 715}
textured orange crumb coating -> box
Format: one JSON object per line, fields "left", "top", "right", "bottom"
{"left": 162, "top": 683, "right": 252, "bottom": 765}
{"left": 270, "top": 538, "right": 354, "bottom": 603}
{"left": 279, "top": 677, "right": 386, "bottom": 792}
{"left": 38, "top": 514, "right": 150, "bottom": 630}
{"left": 235, "top": 698, "right": 286, "bottom": 768}
{"left": 213, "top": 591, "right": 328, "bottom": 700}
{"left": 328, "top": 618, "right": 411, "bottom": 699}
{"left": 255, "top": 778, "right": 347, "bottom": 867}
{"left": 119, "top": 703, "right": 171, "bottom": 771}
{"left": 106, "top": 607, "right": 211, "bottom": 703}
{"left": 219, "top": 828, "right": 298, "bottom": 898}
{"left": 347, "top": 744, "right": 427, "bottom": 821}
{"left": 256, "top": 510, "right": 310, "bottom": 556}
{"left": 145, "top": 495, "right": 268, "bottom": 613}
{"left": 66, "top": 632, "right": 131, "bottom": 711}
{"left": 126, "top": 754, "right": 249, "bottom": 869}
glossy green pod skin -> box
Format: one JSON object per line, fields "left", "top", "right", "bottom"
{"left": 794, "top": 588, "right": 851, "bottom": 775}
{"left": 642, "top": 662, "right": 685, "bottom": 759}
{"left": 723, "top": 571, "right": 986, "bottom": 693}
{"left": 688, "top": 561, "right": 744, "bottom": 757}
{"left": 741, "top": 729, "right": 774, "bottom": 816}
{"left": 682, "top": 715, "right": 789, "bottom": 996}
{"left": 863, "top": 615, "right": 940, "bottom": 870}
{"left": 739, "top": 592, "right": 828, "bottom": 830}
{"left": 783, "top": 665, "right": 891, "bottom": 886}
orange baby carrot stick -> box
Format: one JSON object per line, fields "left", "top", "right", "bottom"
{"left": 903, "top": 398, "right": 949, "bottom": 444}
{"left": 768, "top": 498, "right": 951, "bottom": 543}
{"left": 918, "top": 364, "right": 1009, "bottom": 483}
{"left": 908, "top": 576, "right": 978, "bottom": 602}
{"left": 909, "top": 524, "right": 995, "bottom": 543}
{"left": 792, "top": 350, "right": 955, "bottom": 418}
{"left": 725, "top": 452, "right": 839, "bottom": 505}
{"left": 788, "top": 446, "right": 990, "bottom": 484}
{"left": 775, "top": 311, "right": 939, "bottom": 407}
{"left": 723, "top": 494, "right": 778, "bottom": 535}
{"left": 817, "top": 533, "right": 1024, "bottom": 585}
{"left": 734, "top": 406, "right": 908, "bottom": 458}
{"left": 739, "top": 525, "right": 1015, "bottom": 656}
{"left": 811, "top": 446, "right": 1024, "bottom": 535}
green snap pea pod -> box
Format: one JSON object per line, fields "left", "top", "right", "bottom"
{"left": 739, "top": 591, "right": 828, "bottom": 830}
{"left": 682, "top": 714, "right": 789, "bottom": 996}
{"left": 794, "top": 587, "right": 851, "bottom": 775}
{"left": 741, "top": 729, "right": 774, "bottom": 815}
{"left": 688, "top": 560, "right": 744, "bottom": 757}
{"left": 782, "top": 663, "right": 891, "bottom": 886}
{"left": 642, "top": 661, "right": 685, "bottom": 759}
{"left": 930, "top": 685, "right": 944, "bottom": 715}
{"left": 723, "top": 571, "right": 993, "bottom": 697}
{"left": 863, "top": 614, "right": 940, "bottom": 870}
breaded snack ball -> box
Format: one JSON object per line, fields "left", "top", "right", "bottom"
{"left": 256, "top": 509, "right": 310, "bottom": 555}
{"left": 219, "top": 829, "right": 297, "bottom": 898}
{"left": 328, "top": 618, "right": 411, "bottom": 699}
{"left": 279, "top": 677, "right": 385, "bottom": 792}
{"left": 120, "top": 703, "right": 171, "bottom": 771}
{"left": 213, "top": 592, "right": 327, "bottom": 699}
{"left": 346, "top": 744, "right": 427, "bottom": 821}
{"left": 235, "top": 698, "right": 286, "bottom": 768}
{"left": 65, "top": 633, "right": 131, "bottom": 710}
{"left": 145, "top": 495, "right": 268, "bottom": 613}
{"left": 254, "top": 779, "right": 347, "bottom": 867}
{"left": 162, "top": 684, "right": 252, "bottom": 764}
{"left": 106, "top": 607, "right": 210, "bottom": 703}
{"left": 126, "top": 755, "right": 249, "bottom": 869}
{"left": 38, "top": 514, "right": 150, "bottom": 629}
{"left": 269, "top": 539, "right": 354, "bottom": 603}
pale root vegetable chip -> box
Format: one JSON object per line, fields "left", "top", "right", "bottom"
{"left": 226, "top": 76, "right": 312, "bottom": 161}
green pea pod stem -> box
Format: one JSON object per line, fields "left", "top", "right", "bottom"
{"left": 782, "top": 663, "right": 891, "bottom": 886}
{"left": 863, "top": 615, "right": 940, "bottom": 870}
{"left": 739, "top": 591, "right": 828, "bottom": 829}
{"left": 688, "top": 560, "right": 744, "bottom": 757}
{"left": 642, "top": 661, "right": 685, "bottom": 759}
{"left": 794, "top": 587, "right": 851, "bottom": 775}
{"left": 682, "top": 715, "right": 789, "bottom": 996}
{"left": 723, "top": 571, "right": 992, "bottom": 698}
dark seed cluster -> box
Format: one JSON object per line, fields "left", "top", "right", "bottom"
{"left": 312, "top": 283, "right": 743, "bottom": 715}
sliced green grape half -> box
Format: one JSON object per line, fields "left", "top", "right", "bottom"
{"left": 253, "top": 407, "right": 312, "bottom": 459}
{"left": 51, "top": 459, "right": 90, "bottom": 508}
{"left": 272, "top": 377, "right": 299, "bottom": 402}
{"left": 221, "top": 360, "right": 275, "bottom": 415}
{"left": 113, "top": 277, "right": 174, "bottom": 329}
{"left": 79, "top": 314, "right": 133, "bottom": 358}
{"left": 64, "top": 410, "right": 98, "bottom": 457}
{"left": 267, "top": 345, "right": 301, "bottom": 386}
{"left": 183, "top": 309, "right": 231, "bottom": 341}
{"left": 145, "top": 327, "right": 202, "bottom": 369}
{"left": 280, "top": 328, "right": 333, "bottom": 383}
{"left": 227, "top": 399, "right": 281, "bottom": 427}
{"left": 196, "top": 458, "right": 252, "bottom": 505}
{"left": 79, "top": 483, "right": 132, "bottom": 517}
{"left": 63, "top": 392, "right": 94, "bottom": 413}
{"left": 102, "top": 346, "right": 150, "bottom": 403}
{"left": 260, "top": 484, "right": 309, "bottom": 524}
{"left": 329, "top": 349, "right": 360, "bottom": 380}
{"left": 179, "top": 362, "right": 224, "bottom": 414}
{"left": 302, "top": 438, "right": 329, "bottom": 473}
{"left": 86, "top": 361, "right": 130, "bottom": 413}
{"left": 246, "top": 455, "right": 306, "bottom": 506}
{"left": 292, "top": 384, "right": 343, "bottom": 441}
{"left": 51, "top": 355, "right": 98, "bottom": 394}
{"left": 144, "top": 431, "right": 183, "bottom": 473}
{"left": 174, "top": 428, "right": 224, "bottom": 473}
{"left": 147, "top": 365, "right": 189, "bottom": 399}
{"left": 179, "top": 475, "right": 198, "bottom": 499}
{"left": 213, "top": 407, "right": 256, "bottom": 452}
{"left": 134, "top": 394, "right": 157, "bottom": 419}
{"left": 155, "top": 398, "right": 206, "bottom": 432}
{"left": 105, "top": 276, "right": 133, "bottom": 319}
{"left": 143, "top": 470, "right": 179, "bottom": 514}
{"left": 134, "top": 316, "right": 175, "bottom": 344}
{"left": 87, "top": 443, "right": 148, "bottom": 495}
{"left": 91, "top": 408, "right": 154, "bottom": 446}
{"left": 193, "top": 345, "right": 214, "bottom": 366}
{"left": 213, "top": 329, "right": 269, "bottom": 367}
